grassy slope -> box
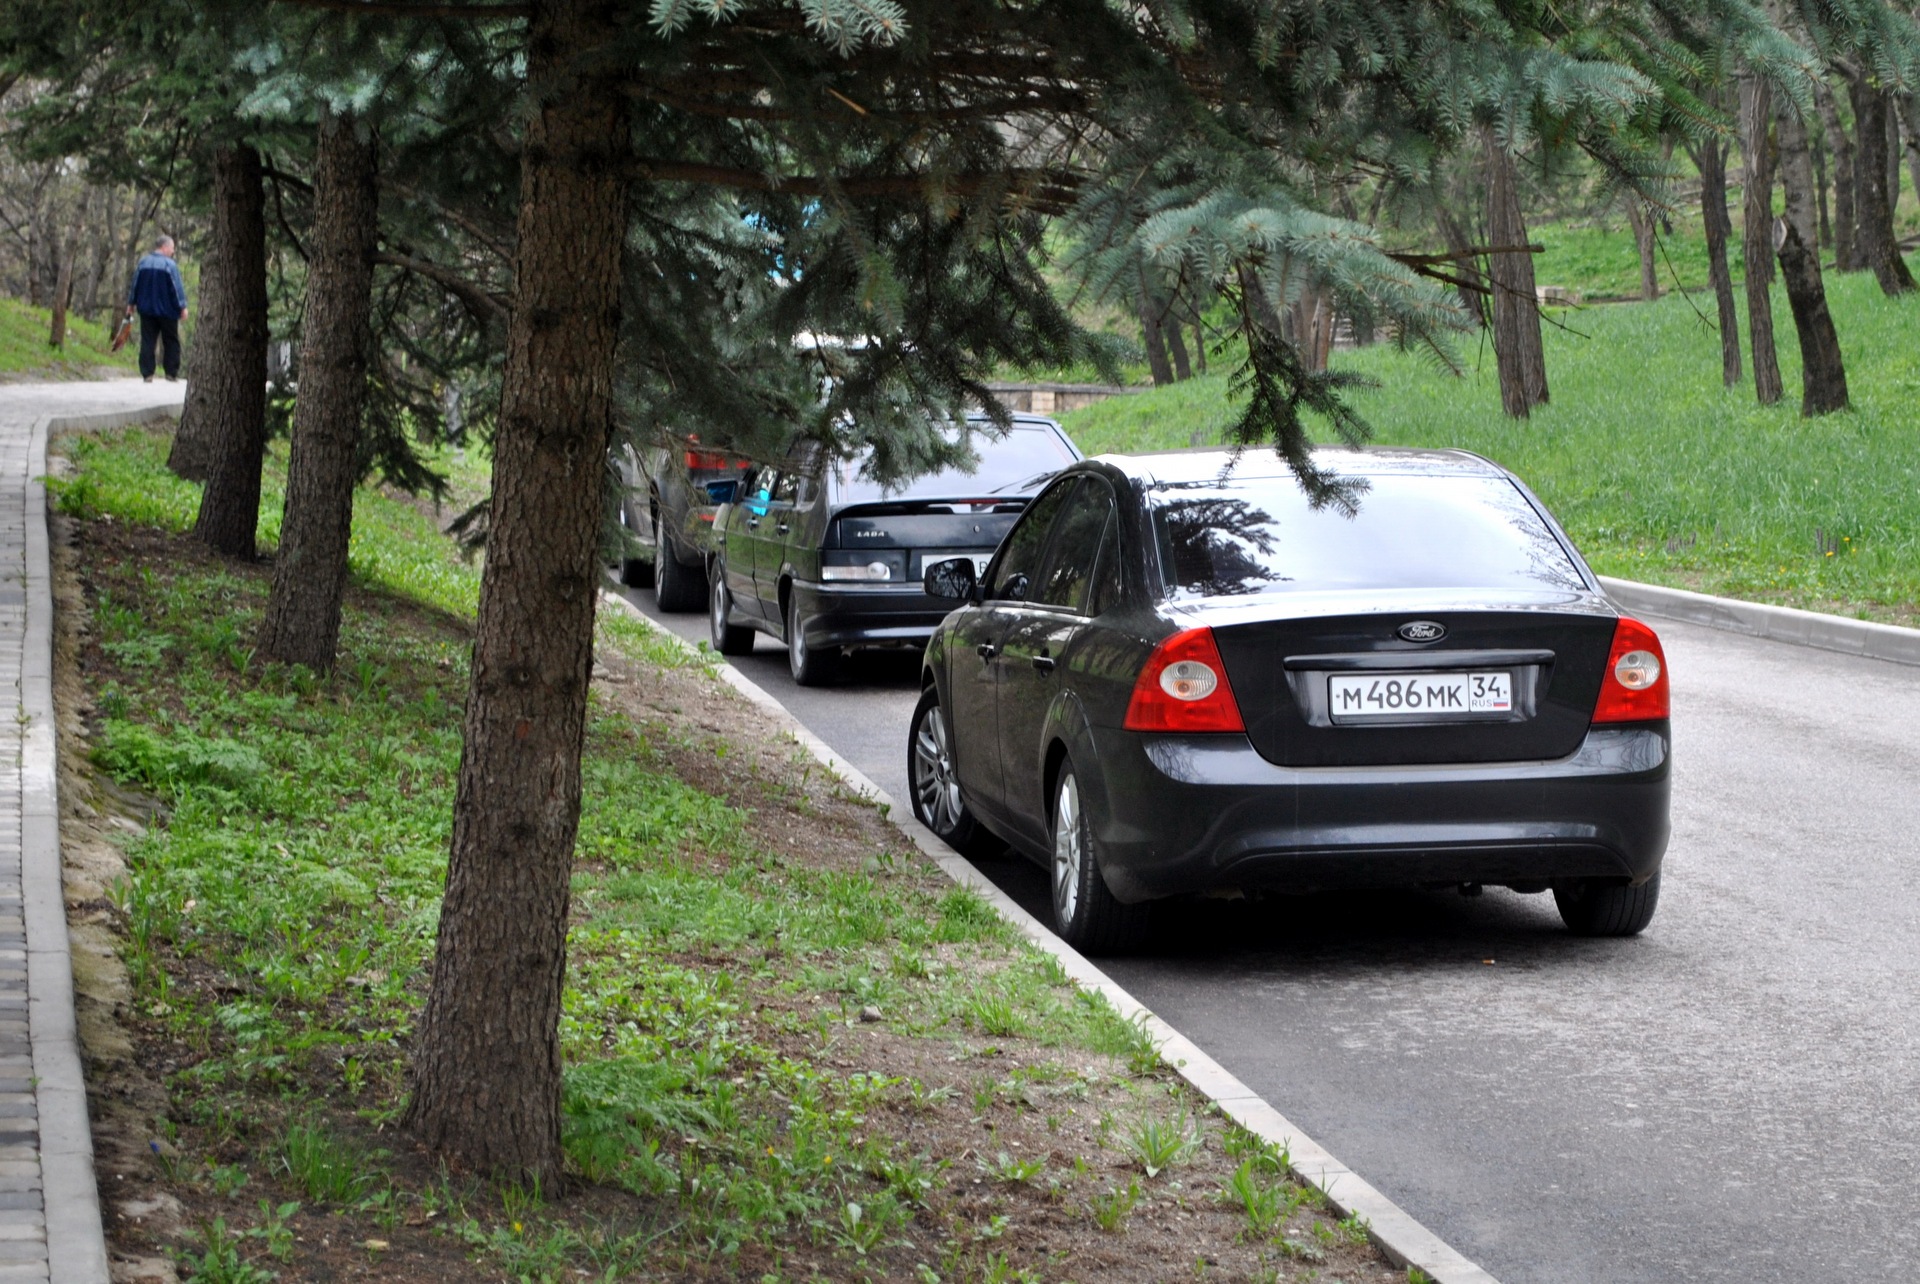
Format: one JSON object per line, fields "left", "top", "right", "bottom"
{"left": 1063, "top": 270, "right": 1920, "bottom": 623}
{"left": 59, "top": 430, "right": 1383, "bottom": 1282}
{"left": 0, "top": 295, "right": 140, "bottom": 378}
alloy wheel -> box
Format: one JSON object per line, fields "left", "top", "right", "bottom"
{"left": 912, "top": 703, "right": 965, "bottom": 835}
{"left": 1052, "top": 771, "right": 1083, "bottom": 926}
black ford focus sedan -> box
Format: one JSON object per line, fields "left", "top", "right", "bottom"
{"left": 908, "top": 448, "right": 1671, "bottom": 953}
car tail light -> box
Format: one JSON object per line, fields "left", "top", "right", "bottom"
{"left": 685, "top": 450, "right": 734, "bottom": 472}
{"left": 1592, "top": 616, "right": 1669, "bottom": 723}
{"left": 1124, "top": 627, "right": 1245, "bottom": 733}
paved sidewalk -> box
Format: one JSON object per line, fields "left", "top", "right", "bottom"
{"left": 0, "top": 381, "right": 183, "bottom": 1284}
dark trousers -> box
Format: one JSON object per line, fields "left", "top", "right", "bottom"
{"left": 138, "top": 313, "right": 181, "bottom": 379}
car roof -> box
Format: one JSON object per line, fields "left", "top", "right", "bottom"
{"left": 1089, "top": 445, "right": 1506, "bottom": 486}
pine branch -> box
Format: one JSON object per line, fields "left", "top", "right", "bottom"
{"left": 270, "top": 0, "right": 530, "bottom": 17}
{"left": 374, "top": 248, "right": 507, "bottom": 322}
{"left": 629, "top": 159, "right": 1082, "bottom": 211}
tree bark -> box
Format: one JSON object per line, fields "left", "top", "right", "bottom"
{"left": 1776, "top": 95, "right": 1821, "bottom": 252}
{"left": 257, "top": 110, "right": 379, "bottom": 671}
{"left": 1484, "top": 132, "right": 1546, "bottom": 418}
{"left": 1739, "top": 78, "right": 1783, "bottom": 407}
{"left": 1815, "top": 80, "right": 1858, "bottom": 271}
{"left": 1688, "top": 136, "right": 1741, "bottom": 387}
{"left": 1163, "top": 301, "right": 1192, "bottom": 381}
{"left": 1900, "top": 94, "right": 1920, "bottom": 224}
{"left": 1847, "top": 76, "right": 1916, "bottom": 295}
{"left": 1773, "top": 218, "right": 1848, "bottom": 417}
{"left": 402, "top": 0, "right": 630, "bottom": 1186}
{"left": 1624, "top": 198, "right": 1660, "bottom": 300}
{"left": 189, "top": 144, "right": 271, "bottom": 555}
{"left": 1137, "top": 271, "right": 1174, "bottom": 386}
{"left": 1812, "top": 117, "right": 1832, "bottom": 250}
{"left": 170, "top": 151, "right": 255, "bottom": 482}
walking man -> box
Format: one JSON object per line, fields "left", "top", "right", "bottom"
{"left": 124, "top": 235, "right": 189, "bottom": 382}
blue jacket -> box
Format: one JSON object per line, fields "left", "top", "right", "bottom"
{"left": 127, "top": 252, "right": 187, "bottom": 318}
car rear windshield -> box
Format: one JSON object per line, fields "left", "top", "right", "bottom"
{"left": 836, "top": 424, "right": 1078, "bottom": 503}
{"left": 1151, "top": 472, "right": 1587, "bottom": 599}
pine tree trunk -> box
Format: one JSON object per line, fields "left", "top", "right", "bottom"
{"left": 1624, "top": 200, "right": 1659, "bottom": 300}
{"left": 1815, "top": 81, "right": 1858, "bottom": 271}
{"left": 1776, "top": 97, "right": 1822, "bottom": 255}
{"left": 1137, "top": 272, "right": 1174, "bottom": 386}
{"left": 170, "top": 152, "right": 250, "bottom": 481}
{"left": 1437, "top": 209, "right": 1488, "bottom": 323}
{"left": 1812, "top": 124, "right": 1832, "bottom": 249}
{"left": 402, "top": 0, "right": 630, "bottom": 1185}
{"left": 48, "top": 254, "right": 72, "bottom": 349}
{"left": 1484, "top": 132, "right": 1546, "bottom": 418}
{"left": 1900, "top": 94, "right": 1920, "bottom": 223}
{"left": 1773, "top": 217, "right": 1848, "bottom": 417}
{"left": 1164, "top": 304, "right": 1192, "bottom": 381}
{"left": 190, "top": 144, "right": 271, "bottom": 555}
{"left": 1689, "top": 137, "right": 1741, "bottom": 387}
{"left": 1848, "top": 77, "right": 1917, "bottom": 296}
{"left": 257, "top": 110, "right": 378, "bottom": 671}
{"left": 1739, "top": 78, "right": 1783, "bottom": 407}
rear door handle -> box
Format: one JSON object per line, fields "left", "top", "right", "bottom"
{"left": 1030, "top": 655, "right": 1055, "bottom": 673}
{"left": 775, "top": 523, "right": 790, "bottom": 535}
{"left": 977, "top": 642, "right": 999, "bottom": 660}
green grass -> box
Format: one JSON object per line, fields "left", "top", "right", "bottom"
{"left": 1062, "top": 269, "right": 1920, "bottom": 623}
{"left": 63, "top": 428, "right": 1236, "bottom": 1279}
{"left": 0, "top": 295, "right": 140, "bottom": 377}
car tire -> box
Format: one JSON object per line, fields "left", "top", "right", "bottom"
{"left": 653, "top": 511, "right": 705, "bottom": 613}
{"left": 1050, "top": 761, "right": 1151, "bottom": 955}
{"left": 614, "top": 501, "right": 654, "bottom": 587}
{"left": 1554, "top": 872, "right": 1661, "bottom": 937}
{"left": 708, "top": 565, "right": 755, "bottom": 656}
{"left": 619, "top": 555, "right": 654, "bottom": 589}
{"left": 907, "top": 687, "right": 980, "bottom": 851}
{"left": 785, "top": 598, "right": 837, "bottom": 686}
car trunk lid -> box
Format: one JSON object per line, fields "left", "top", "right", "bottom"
{"left": 1207, "top": 598, "right": 1618, "bottom": 767}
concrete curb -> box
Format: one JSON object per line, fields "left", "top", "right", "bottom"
{"left": 600, "top": 588, "right": 1500, "bottom": 1284}
{"left": 1601, "top": 575, "right": 1920, "bottom": 668}
{"left": 26, "top": 403, "right": 180, "bottom": 1284}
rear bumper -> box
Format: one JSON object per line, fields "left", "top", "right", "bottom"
{"left": 791, "top": 580, "right": 955, "bottom": 649}
{"left": 1085, "top": 722, "right": 1670, "bottom": 901}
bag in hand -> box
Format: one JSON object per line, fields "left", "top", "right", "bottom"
{"left": 109, "top": 314, "right": 134, "bottom": 353}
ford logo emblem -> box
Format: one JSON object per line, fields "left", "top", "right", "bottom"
{"left": 1397, "top": 620, "right": 1446, "bottom": 643}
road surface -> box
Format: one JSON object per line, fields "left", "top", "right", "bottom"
{"left": 619, "top": 581, "right": 1920, "bottom": 1284}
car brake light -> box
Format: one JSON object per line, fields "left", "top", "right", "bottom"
{"left": 685, "top": 450, "right": 733, "bottom": 471}
{"left": 1124, "top": 627, "right": 1245, "bottom": 733}
{"left": 1591, "top": 616, "right": 1669, "bottom": 723}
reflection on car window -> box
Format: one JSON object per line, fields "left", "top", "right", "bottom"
{"left": 988, "top": 479, "right": 1074, "bottom": 601}
{"left": 1152, "top": 474, "right": 1585, "bottom": 599}
{"left": 836, "top": 424, "right": 1078, "bottom": 503}
{"left": 1032, "top": 478, "right": 1115, "bottom": 613}
{"left": 772, "top": 472, "right": 800, "bottom": 504}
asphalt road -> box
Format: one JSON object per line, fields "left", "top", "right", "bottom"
{"left": 620, "top": 580, "right": 1920, "bottom": 1284}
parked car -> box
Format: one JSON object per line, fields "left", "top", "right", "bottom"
{"left": 908, "top": 447, "right": 1671, "bottom": 952}
{"left": 706, "top": 415, "right": 1082, "bottom": 684}
{"left": 614, "top": 437, "right": 752, "bottom": 611}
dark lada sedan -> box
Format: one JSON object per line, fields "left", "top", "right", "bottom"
{"left": 908, "top": 448, "right": 1671, "bottom": 952}
{"left": 706, "top": 416, "right": 1081, "bottom": 684}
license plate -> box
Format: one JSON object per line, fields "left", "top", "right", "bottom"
{"left": 1328, "top": 671, "right": 1511, "bottom": 721}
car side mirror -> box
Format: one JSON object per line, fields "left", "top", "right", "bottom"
{"left": 923, "top": 557, "right": 980, "bottom": 602}
{"left": 704, "top": 478, "right": 739, "bottom": 505}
